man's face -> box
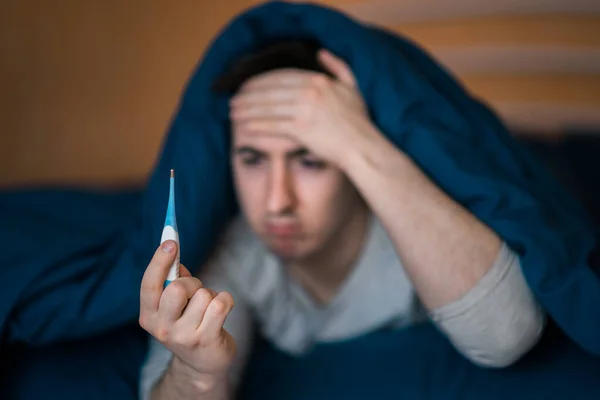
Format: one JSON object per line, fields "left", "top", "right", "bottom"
{"left": 230, "top": 83, "right": 364, "bottom": 261}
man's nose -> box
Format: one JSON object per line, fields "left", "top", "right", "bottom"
{"left": 267, "top": 163, "right": 296, "bottom": 215}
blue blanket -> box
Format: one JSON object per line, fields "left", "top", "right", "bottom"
{"left": 2, "top": 2, "right": 600, "bottom": 398}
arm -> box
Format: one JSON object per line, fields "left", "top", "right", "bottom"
{"left": 342, "top": 128, "right": 502, "bottom": 310}
{"left": 150, "top": 356, "right": 230, "bottom": 400}
{"left": 139, "top": 242, "right": 253, "bottom": 400}
{"left": 341, "top": 127, "right": 544, "bottom": 366}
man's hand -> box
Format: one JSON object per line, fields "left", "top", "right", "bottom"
{"left": 139, "top": 240, "right": 236, "bottom": 391}
{"left": 229, "top": 49, "right": 378, "bottom": 168}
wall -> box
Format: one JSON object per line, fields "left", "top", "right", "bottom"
{"left": 0, "top": 0, "right": 262, "bottom": 186}
{"left": 329, "top": 0, "right": 600, "bottom": 134}
{"left": 1, "top": 0, "right": 599, "bottom": 186}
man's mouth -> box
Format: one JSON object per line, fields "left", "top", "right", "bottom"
{"left": 265, "top": 222, "right": 300, "bottom": 237}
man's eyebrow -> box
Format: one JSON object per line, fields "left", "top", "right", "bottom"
{"left": 286, "top": 147, "right": 310, "bottom": 158}
{"left": 234, "top": 146, "right": 316, "bottom": 159}
{"left": 234, "top": 146, "right": 265, "bottom": 157}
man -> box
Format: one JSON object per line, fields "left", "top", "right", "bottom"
{"left": 138, "top": 40, "right": 545, "bottom": 399}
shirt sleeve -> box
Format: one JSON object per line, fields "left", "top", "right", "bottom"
{"left": 138, "top": 256, "right": 254, "bottom": 400}
{"left": 429, "top": 242, "right": 546, "bottom": 368}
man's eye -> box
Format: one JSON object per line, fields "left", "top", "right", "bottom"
{"left": 242, "top": 156, "right": 262, "bottom": 166}
{"left": 300, "top": 158, "right": 326, "bottom": 169}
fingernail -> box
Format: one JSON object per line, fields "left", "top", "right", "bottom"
{"left": 161, "top": 240, "right": 175, "bottom": 253}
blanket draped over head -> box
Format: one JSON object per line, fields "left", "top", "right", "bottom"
{"left": 1, "top": 2, "right": 599, "bottom": 399}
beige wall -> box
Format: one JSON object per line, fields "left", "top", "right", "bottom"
{"left": 0, "top": 0, "right": 263, "bottom": 187}
{"left": 1, "top": 0, "right": 599, "bottom": 186}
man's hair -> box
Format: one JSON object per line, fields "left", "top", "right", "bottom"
{"left": 212, "top": 39, "right": 335, "bottom": 94}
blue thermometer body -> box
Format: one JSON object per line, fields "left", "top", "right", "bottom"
{"left": 161, "top": 169, "right": 180, "bottom": 287}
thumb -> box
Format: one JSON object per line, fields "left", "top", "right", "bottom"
{"left": 318, "top": 49, "right": 356, "bottom": 87}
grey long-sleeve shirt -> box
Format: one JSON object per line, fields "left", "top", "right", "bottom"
{"left": 139, "top": 216, "right": 545, "bottom": 399}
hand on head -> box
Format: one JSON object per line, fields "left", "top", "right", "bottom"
{"left": 229, "top": 49, "right": 375, "bottom": 169}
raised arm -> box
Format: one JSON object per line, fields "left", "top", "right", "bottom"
{"left": 342, "top": 131, "right": 545, "bottom": 367}
{"left": 228, "top": 48, "right": 544, "bottom": 367}
{"left": 139, "top": 241, "right": 253, "bottom": 399}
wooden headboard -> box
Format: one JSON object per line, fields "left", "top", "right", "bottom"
{"left": 318, "top": 0, "right": 600, "bottom": 136}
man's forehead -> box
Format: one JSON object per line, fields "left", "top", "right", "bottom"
{"left": 239, "top": 68, "right": 307, "bottom": 90}
{"left": 232, "top": 130, "right": 303, "bottom": 153}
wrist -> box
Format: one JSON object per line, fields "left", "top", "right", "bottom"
{"left": 169, "top": 357, "right": 228, "bottom": 394}
{"left": 341, "top": 124, "right": 403, "bottom": 176}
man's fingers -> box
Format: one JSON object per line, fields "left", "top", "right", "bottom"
{"left": 179, "top": 264, "right": 192, "bottom": 278}
{"left": 231, "top": 102, "right": 299, "bottom": 121}
{"left": 318, "top": 49, "right": 356, "bottom": 87}
{"left": 176, "top": 288, "right": 217, "bottom": 331}
{"left": 198, "top": 292, "right": 235, "bottom": 342}
{"left": 157, "top": 277, "right": 203, "bottom": 325}
{"left": 237, "top": 119, "right": 296, "bottom": 136}
{"left": 239, "top": 69, "right": 313, "bottom": 90}
{"left": 140, "top": 241, "right": 178, "bottom": 315}
{"left": 231, "top": 87, "right": 304, "bottom": 106}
